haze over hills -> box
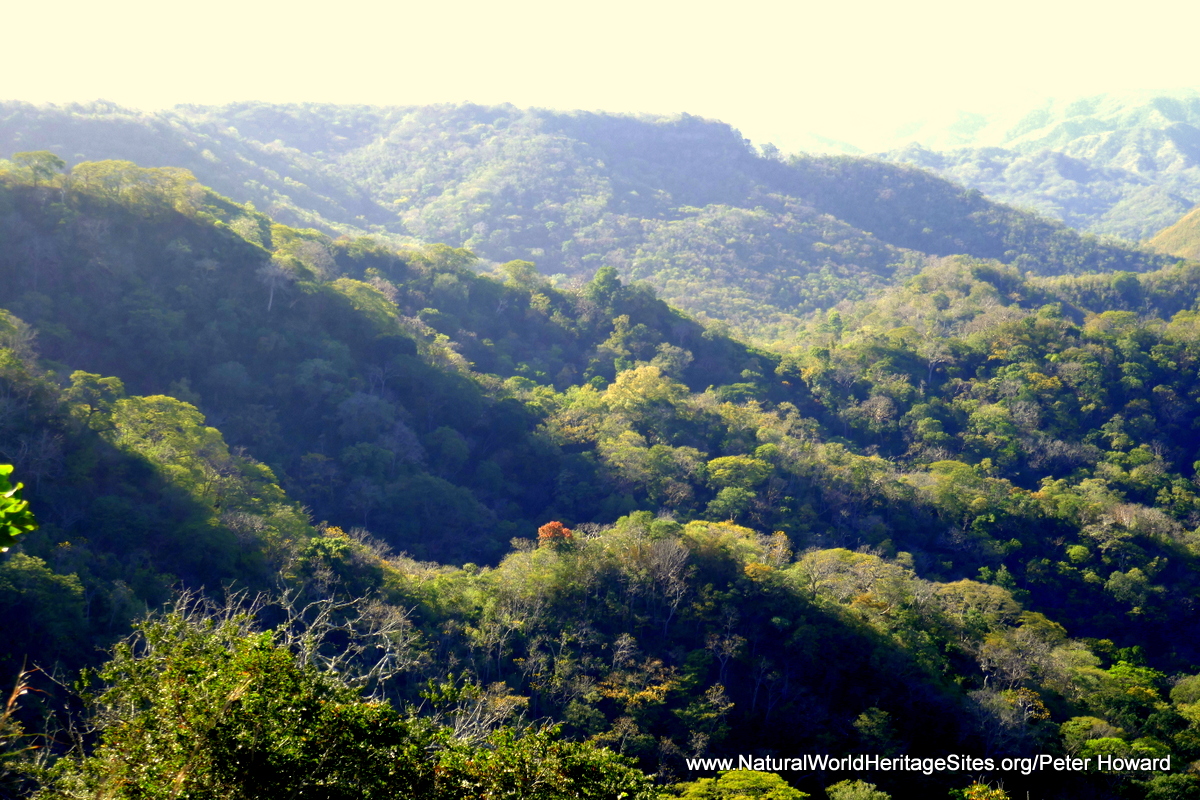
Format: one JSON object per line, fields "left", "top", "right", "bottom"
{"left": 874, "top": 90, "right": 1200, "bottom": 241}
{"left": 821, "top": 91, "right": 1200, "bottom": 154}
{"left": 0, "top": 101, "right": 1173, "bottom": 342}
{"left": 7, "top": 0, "right": 1200, "bottom": 790}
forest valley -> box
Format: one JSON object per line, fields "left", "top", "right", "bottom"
{"left": 0, "top": 127, "right": 1199, "bottom": 800}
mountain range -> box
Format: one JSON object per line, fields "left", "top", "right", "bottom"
{"left": 0, "top": 101, "right": 1173, "bottom": 342}
{"left": 3, "top": 99, "right": 1200, "bottom": 799}
{"left": 874, "top": 91, "right": 1200, "bottom": 242}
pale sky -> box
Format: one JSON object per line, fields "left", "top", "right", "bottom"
{"left": 5, "top": 0, "right": 1198, "bottom": 152}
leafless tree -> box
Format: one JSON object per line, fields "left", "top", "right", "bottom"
{"left": 272, "top": 586, "right": 426, "bottom": 701}
{"left": 256, "top": 257, "right": 295, "bottom": 312}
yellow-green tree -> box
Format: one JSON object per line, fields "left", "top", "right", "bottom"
{"left": 12, "top": 150, "right": 65, "bottom": 186}
{"left": 669, "top": 769, "right": 808, "bottom": 799}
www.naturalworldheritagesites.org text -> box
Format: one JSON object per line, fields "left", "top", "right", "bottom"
{"left": 685, "top": 754, "right": 1173, "bottom": 776}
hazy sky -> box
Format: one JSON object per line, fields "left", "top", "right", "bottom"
{"left": 6, "top": 0, "right": 1197, "bottom": 152}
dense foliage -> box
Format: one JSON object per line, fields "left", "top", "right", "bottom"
{"left": 0, "top": 148, "right": 1199, "bottom": 798}
{"left": 38, "top": 597, "right": 654, "bottom": 799}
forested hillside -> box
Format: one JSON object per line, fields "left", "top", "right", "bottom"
{"left": 0, "top": 102, "right": 1170, "bottom": 343}
{"left": 1, "top": 147, "right": 1200, "bottom": 799}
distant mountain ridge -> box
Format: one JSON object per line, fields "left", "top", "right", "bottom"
{"left": 877, "top": 91, "right": 1200, "bottom": 241}
{"left": 0, "top": 101, "right": 1171, "bottom": 341}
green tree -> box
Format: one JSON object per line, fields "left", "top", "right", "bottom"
{"left": 0, "top": 553, "right": 85, "bottom": 670}
{"left": 585, "top": 265, "right": 622, "bottom": 308}
{"left": 706, "top": 455, "right": 771, "bottom": 490}
{"left": 706, "top": 487, "right": 756, "bottom": 521}
{"left": 109, "top": 396, "right": 250, "bottom": 508}
{"left": 498, "top": 259, "right": 545, "bottom": 290}
{"left": 64, "top": 371, "right": 126, "bottom": 431}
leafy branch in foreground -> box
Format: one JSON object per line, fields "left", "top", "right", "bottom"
{"left": 0, "top": 465, "right": 36, "bottom": 552}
